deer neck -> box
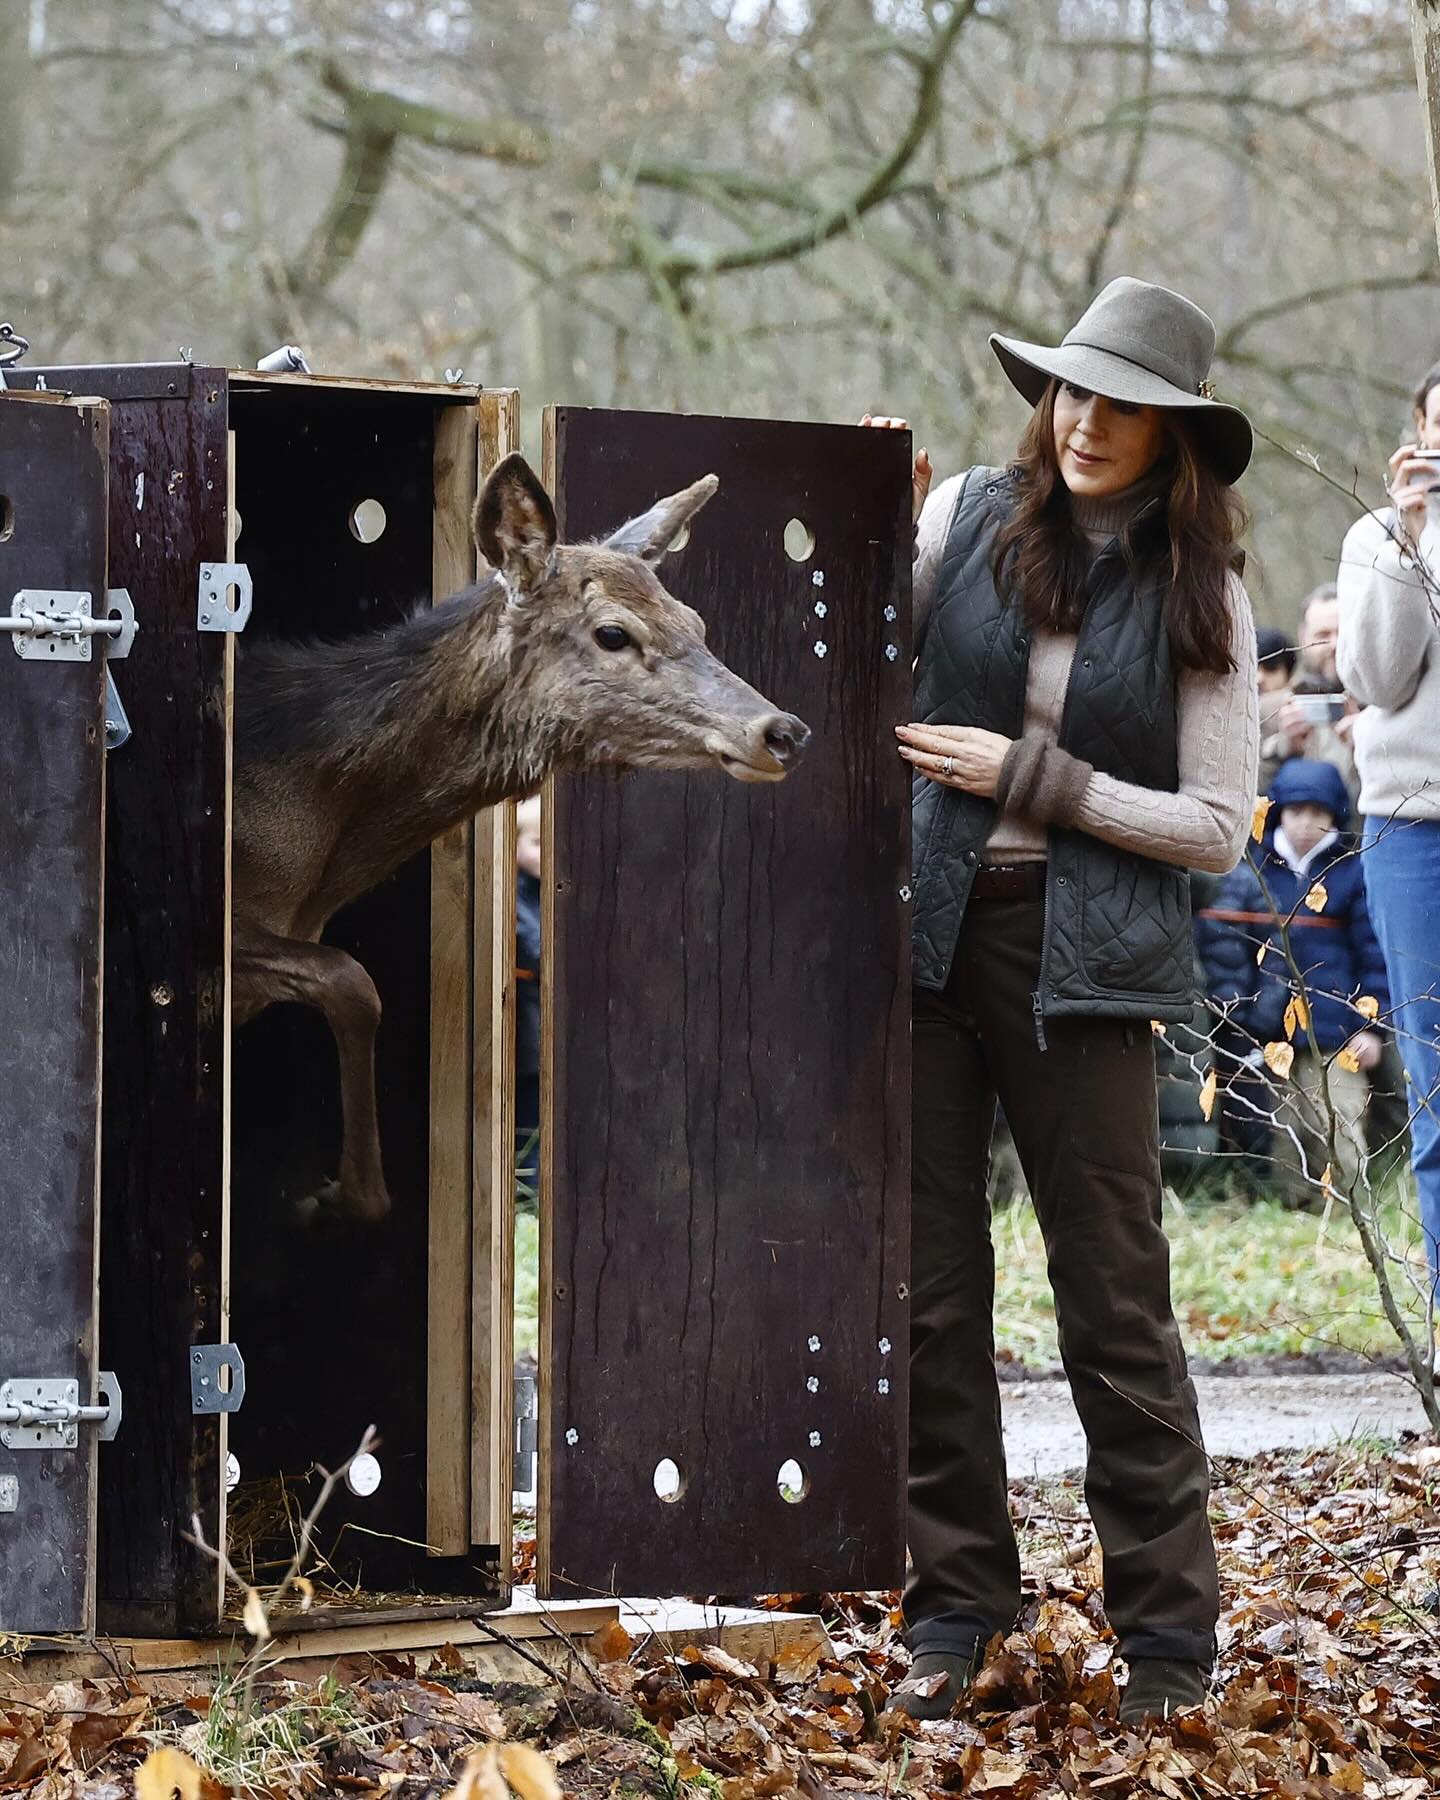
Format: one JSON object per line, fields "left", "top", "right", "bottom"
{"left": 328, "top": 588, "right": 571, "bottom": 869}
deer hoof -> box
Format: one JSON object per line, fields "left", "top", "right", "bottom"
{"left": 297, "top": 1176, "right": 393, "bottom": 1227}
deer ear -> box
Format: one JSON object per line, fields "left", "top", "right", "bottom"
{"left": 603, "top": 473, "right": 719, "bottom": 565}
{"left": 473, "top": 454, "right": 558, "bottom": 593}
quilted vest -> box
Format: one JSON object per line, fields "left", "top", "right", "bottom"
{"left": 911, "top": 466, "right": 1194, "bottom": 1026}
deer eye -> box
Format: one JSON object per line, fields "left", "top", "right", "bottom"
{"left": 593, "top": 624, "right": 632, "bottom": 652}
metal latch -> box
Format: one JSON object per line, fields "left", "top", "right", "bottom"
{"left": 3, "top": 589, "right": 137, "bottom": 662}
{"left": 190, "top": 1343, "right": 246, "bottom": 1415}
{"left": 1, "top": 1372, "right": 122, "bottom": 1450}
{"left": 197, "top": 563, "right": 252, "bottom": 633}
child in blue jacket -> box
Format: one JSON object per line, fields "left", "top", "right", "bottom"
{"left": 1196, "top": 759, "right": 1390, "bottom": 1200}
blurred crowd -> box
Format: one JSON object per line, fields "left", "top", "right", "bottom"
{"left": 1154, "top": 362, "right": 1440, "bottom": 1296}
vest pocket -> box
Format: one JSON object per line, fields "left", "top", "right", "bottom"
{"left": 1076, "top": 848, "right": 1191, "bottom": 1002}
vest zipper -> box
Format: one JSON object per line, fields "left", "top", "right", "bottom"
{"left": 1031, "top": 988, "right": 1048, "bottom": 1052}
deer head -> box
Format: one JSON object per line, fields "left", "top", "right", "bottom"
{"left": 474, "top": 455, "right": 810, "bottom": 783}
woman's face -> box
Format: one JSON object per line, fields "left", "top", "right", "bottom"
{"left": 1052, "top": 382, "right": 1166, "bottom": 497}
{"left": 1415, "top": 382, "right": 1440, "bottom": 450}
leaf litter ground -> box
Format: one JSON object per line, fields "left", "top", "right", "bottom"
{"left": 3, "top": 1442, "right": 1439, "bottom": 1799}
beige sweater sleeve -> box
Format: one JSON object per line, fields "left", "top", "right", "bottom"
{"left": 1072, "top": 574, "right": 1259, "bottom": 874}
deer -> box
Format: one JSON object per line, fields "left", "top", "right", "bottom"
{"left": 231, "top": 453, "right": 810, "bottom": 1223}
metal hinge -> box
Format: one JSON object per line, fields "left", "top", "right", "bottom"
{"left": 514, "top": 1370, "right": 538, "bottom": 1496}
{"left": 3, "top": 588, "right": 137, "bottom": 663}
{"left": 0, "top": 1372, "right": 122, "bottom": 1450}
{"left": 190, "top": 1342, "right": 246, "bottom": 1415}
{"left": 197, "top": 563, "right": 252, "bottom": 633}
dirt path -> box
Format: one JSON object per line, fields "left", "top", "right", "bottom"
{"left": 1002, "top": 1371, "right": 1431, "bottom": 1476}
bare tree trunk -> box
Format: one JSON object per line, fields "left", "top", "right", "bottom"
{"left": 1410, "top": 1, "right": 1440, "bottom": 257}
{"left": 0, "top": 0, "right": 31, "bottom": 216}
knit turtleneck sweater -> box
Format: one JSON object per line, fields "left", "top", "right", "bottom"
{"left": 913, "top": 467, "right": 1259, "bottom": 875}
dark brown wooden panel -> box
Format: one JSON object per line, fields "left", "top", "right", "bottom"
{"left": 14, "top": 364, "right": 235, "bottom": 1633}
{"left": 0, "top": 393, "right": 109, "bottom": 1633}
{"left": 540, "top": 407, "right": 911, "bottom": 1599}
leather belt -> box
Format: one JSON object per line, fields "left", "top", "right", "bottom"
{"left": 970, "top": 861, "right": 1046, "bottom": 902}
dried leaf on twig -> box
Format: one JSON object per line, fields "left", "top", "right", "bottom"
{"left": 1304, "top": 879, "right": 1328, "bottom": 912}
{"left": 1198, "top": 1068, "right": 1218, "bottom": 1122}
{"left": 1263, "top": 1041, "right": 1295, "bottom": 1079}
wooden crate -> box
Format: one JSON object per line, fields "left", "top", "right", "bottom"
{"left": 1, "top": 375, "right": 912, "bottom": 1644}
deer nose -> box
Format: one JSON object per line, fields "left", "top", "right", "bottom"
{"left": 760, "top": 712, "right": 811, "bottom": 769}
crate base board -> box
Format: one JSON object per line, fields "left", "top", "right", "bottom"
{"left": 3, "top": 1592, "right": 831, "bottom": 1682}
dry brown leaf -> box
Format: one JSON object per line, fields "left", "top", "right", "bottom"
{"left": 1304, "top": 879, "right": 1328, "bottom": 912}
{"left": 590, "top": 1620, "right": 634, "bottom": 1664}
{"left": 1284, "top": 993, "right": 1310, "bottom": 1039}
{"left": 1336, "top": 1045, "right": 1363, "bottom": 1074}
{"left": 1356, "top": 994, "right": 1380, "bottom": 1021}
{"left": 69, "top": 1711, "right": 127, "bottom": 1772}
{"left": 294, "top": 1576, "right": 315, "bottom": 1613}
{"left": 682, "top": 1643, "right": 760, "bottom": 1681}
{"left": 241, "top": 1586, "right": 271, "bottom": 1642}
{"left": 498, "top": 1743, "right": 562, "bottom": 1800}
{"left": 1198, "top": 1068, "right": 1218, "bottom": 1122}
{"left": 1252, "top": 795, "right": 1272, "bottom": 842}
{"left": 1320, "top": 1164, "right": 1336, "bottom": 1202}
{"left": 1264, "top": 1041, "right": 1295, "bottom": 1080}
{"left": 1256, "top": 938, "right": 1269, "bottom": 967}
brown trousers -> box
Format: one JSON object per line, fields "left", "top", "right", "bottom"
{"left": 907, "top": 896, "right": 1219, "bottom": 1664}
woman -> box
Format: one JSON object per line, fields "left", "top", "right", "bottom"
{"left": 871, "top": 278, "right": 1259, "bottom": 1726}
{"left": 1335, "top": 360, "right": 1440, "bottom": 1354}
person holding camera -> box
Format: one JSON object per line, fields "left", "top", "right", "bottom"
{"left": 1335, "top": 358, "right": 1440, "bottom": 1350}
{"left": 867, "top": 278, "right": 1259, "bottom": 1727}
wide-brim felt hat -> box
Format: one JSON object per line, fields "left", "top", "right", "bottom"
{"left": 989, "top": 277, "right": 1253, "bottom": 484}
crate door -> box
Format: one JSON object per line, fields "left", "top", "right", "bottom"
{"left": 0, "top": 393, "right": 110, "bottom": 1634}
{"left": 539, "top": 407, "right": 912, "bottom": 1599}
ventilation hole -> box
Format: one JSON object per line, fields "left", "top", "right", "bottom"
{"left": 349, "top": 497, "right": 388, "bottom": 543}
{"left": 667, "top": 521, "right": 691, "bottom": 554}
{"left": 783, "top": 517, "right": 815, "bottom": 562}
{"left": 653, "top": 1457, "right": 683, "bottom": 1504}
{"left": 778, "top": 1459, "right": 810, "bottom": 1504}
{"left": 0, "top": 495, "right": 13, "bottom": 542}
{"left": 224, "top": 583, "right": 242, "bottom": 615}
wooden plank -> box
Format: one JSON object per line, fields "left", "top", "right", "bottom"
{"left": 231, "top": 372, "right": 482, "bottom": 400}
{"left": 0, "top": 394, "right": 110, "bottom": 1635}
{"left": 5, "top": 367, "right": 236, "bottom": 1635}
{"left": 428, "top": 402, "right": 481, "bottom": 1556}
{"left": 539, "top": 407, "right": 911, "bottom": 1600}
{"left": 6, "top": 1596, "right": 830, "bottom": 1681}
{"left": 536, "top": 409, "right": 559, "bottom": 1597}
{"left": 471, "top": 390, "right": 522, "bottom": 1556}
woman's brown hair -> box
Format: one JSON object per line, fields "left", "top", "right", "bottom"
{"left": 992, "top": 380, "right": 1248, "bottom": 675}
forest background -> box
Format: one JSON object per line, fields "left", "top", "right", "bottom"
{"left": 0, "top": 0, "right": 1436, "bottom": 616}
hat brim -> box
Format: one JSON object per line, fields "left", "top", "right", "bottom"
{"left": 989, "top": 332, "right": 1253, "bottom": 484}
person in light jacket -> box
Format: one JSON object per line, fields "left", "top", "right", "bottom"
{"left": 1335, "top": 357, "right": 1440, "bottom": 1348}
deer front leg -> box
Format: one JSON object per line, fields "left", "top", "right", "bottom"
{"left": 233, "top": 924, "right": 392, "bottom": 1223}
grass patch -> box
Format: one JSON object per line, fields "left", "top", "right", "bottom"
{"left": 174, "top": 1671, "right": 381, "bottom": 1796}
{"left": 513, "top": 1183, "right": 1432, "bottom": 1368}
{"left": 991, "top": 1180, "right": 1433, "bottom": 1365}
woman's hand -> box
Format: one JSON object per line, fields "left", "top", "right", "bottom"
{"left": 896, "top": 723, "right": 1013, "bottom": 798}
{"left": 1345, "top": 1029, "right": 1384, "bottom": 1072}
{"left": 1386, "top": 442, "right": 1439, "bottom": 544}
{"left": 859, "top": 413, "right": 933, "bottom": 523}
